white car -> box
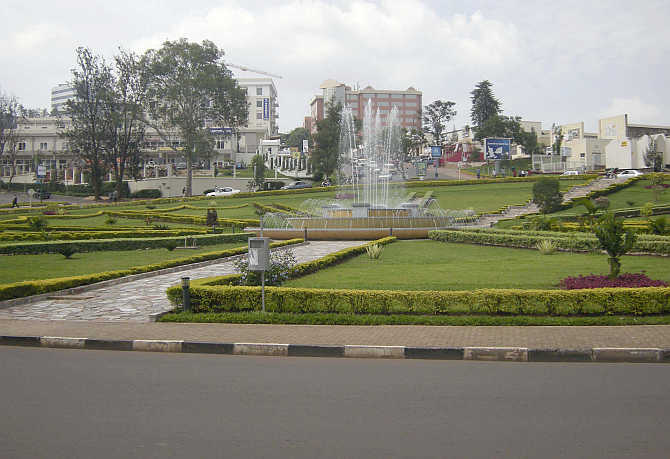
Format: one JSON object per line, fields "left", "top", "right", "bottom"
{"left": 561, "top": 170, "right": 580, "bottom": 176}
{"left": 617, "top": 169, "right": 644, "bottom": 178}
{"left": 206, "top": 186, "right": 240, "bottom": 197}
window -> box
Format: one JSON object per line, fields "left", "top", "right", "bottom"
{"left": 257, "top": 100, "right": 263, "bottom": 108}
{"left": 216, "top": 139, "right": 227, "bottom": 149}
{"left": 391, "top": 94, "right": 403, "bottom": 99}
{"left": 257, "top": 112, "right": 263, "bottom": 119}
{"left": 376, "top": 93, "right": 389, "bottom": 98}
{"left": 405, "top": 101, "right": 417, "bottom": 107}
{"left": 40, "top": 142, "right": 48, "bottom": 150}
{"left": 256, "top": 87, "right": 263, "bottom": 96}
{"left": 405, "top": 94, "right": 418, "bottom": 99}
{"left": 18, "top": 142, "right": 26, "bottom": 151}
{"left": 377, "top": 101, "right": 389, "bottom": 106}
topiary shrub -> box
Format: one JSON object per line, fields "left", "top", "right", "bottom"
{"left": 593, "top": 212, "right": 637, "bottom": 278}
{"left": 532, "top": 177, "right": 563, "bottom": 213}
{"left": 131, "top": 189, "right": 162, "bottom": 199}
{"left": 58, "top": 246, "right": 77, "bottom": 259}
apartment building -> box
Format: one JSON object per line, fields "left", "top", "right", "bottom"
{"left": 50, "top": 84, "right": 76, "bottom": 113}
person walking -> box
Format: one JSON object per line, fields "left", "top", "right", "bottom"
{"left": 476, "top": 168, "right": 481, "bottom": 179}
{"left": 11, "top": 195, "right": 18, "bottom": 208}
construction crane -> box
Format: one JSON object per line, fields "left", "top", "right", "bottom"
{"left": 225, "top": 62, "right": 283, "bottom": 79}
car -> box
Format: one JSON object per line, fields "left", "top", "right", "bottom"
{"left": 205, "top": 186, "right": 240, "bottom": 197}
{"left": 617, "top": 169, "right": 644, "bottom": 178}
{"left": 281, "top": 181, "right": 312, "bottom": 190}
{"left": 175, "top": 162, "right": 187, "bottom": 170}
{"left": 31, "top": 190, "right": 51, "bottom": 199}
{"left": 561, "top": 170, "right": 580, "bottom": 176}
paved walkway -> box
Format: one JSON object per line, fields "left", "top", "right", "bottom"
{"left": 2, "top": 320, "right": 670, "bottom": 349}
{"left": 0, "top": 241, "right": 366, "bottom": 322}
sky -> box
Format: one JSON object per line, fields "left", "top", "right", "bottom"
{"left": 2, "top": 0, "right": 669, "bottom": 134}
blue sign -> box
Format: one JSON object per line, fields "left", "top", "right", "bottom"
{"left": 430, "top": 146, "right": 442, "bottom": 158}
{"left": 484, "top": 138, "right": 511, "bottom": 160}
{"left": 209, "top": 127, "right": 233, "bottom": 135}
{"left": 263, "top": 98, "right": 270, "bottom": 120}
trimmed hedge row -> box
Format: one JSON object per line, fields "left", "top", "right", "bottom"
{"left": 401, "top": 174, "right": 599, "bottom": 189}
{"left": 429, "top": 228, "right": 670, "bottom": 255}
{"left": 104, "top": 210, "right": 259, "bottom": 228}
{"left": 0, "top": 228, "right": 208, "bottom": 243}
{"left": 455, "top": 226, "right": 670, "bottom": 242}
{"left": 167, "top": 283, "right": 670, "bottom": 316}
{"left": 0, "top": 232, "right": 253, "bottom": 255}
{"left": 0, "top": 238, "right": 303, "bottom": 301}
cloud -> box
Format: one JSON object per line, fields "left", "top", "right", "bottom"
{"left": 8, "top": 23, "right": 71, "bottom": 54}
{"left": 132, "top": 0, "right": 522, "bottom": 130}
{"left": 599, "top": 97, "right": 662, "bottom": 124}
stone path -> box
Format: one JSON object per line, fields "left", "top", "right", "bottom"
{"left": 0, "top": 241, "right": 366, "bottom": 322}
{"left": 476, "top": 176, "right": 630, "bottom": 227}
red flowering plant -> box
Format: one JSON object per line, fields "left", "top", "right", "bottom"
{"left": 560, "top": 273, "right": 668, "bottom": 290}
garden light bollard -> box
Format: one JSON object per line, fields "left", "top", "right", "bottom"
{"left": 181, "top": 277, "right": 191, "bottom": 313}
{"left": 248, "top": 237, "right": 270, "bottom": 313}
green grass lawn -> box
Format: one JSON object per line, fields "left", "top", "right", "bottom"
{"left": 0, "top": 241, "right": 246, "bottom": 283}
{"left": 284, "top": 240, "right": 670, "bottom": 291}
{"left": 553, "top": 178, "right": 670, "bottom": 216}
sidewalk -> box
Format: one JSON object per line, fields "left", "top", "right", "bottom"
{"left": 3, "top": 319, "right": 670, "bottom": 349}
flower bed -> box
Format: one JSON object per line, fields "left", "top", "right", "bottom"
{"left": 560, "top": 273, "right": 668, "bottom": 289}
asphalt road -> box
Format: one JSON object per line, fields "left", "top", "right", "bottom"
{"left": 0, "top": 190, "right": 93, "bottom": 205}
{"left": 1, "top": 347, "right": 669, "bottom": 459}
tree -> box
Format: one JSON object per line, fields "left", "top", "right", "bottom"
{"left": 649, "top": 173, "right": 668, "bottom": 202}
{"left": 532, "top": 177, "right": 563, "bottom": 213}
{"left": 422, "top": 100, "right": 456, "bottom": 146}
{"left": 143, "top": 39, "right": 248, "bottom": 196}
{"left": 286, "top": 127, "right": 311, "bottom": 151}
{"left": 470, "top": 80, "right": 501, "bottom": 129}
{"left": 248, "top": 153, "right": 265, "bottom": 191}
{"left": 473, "top": 114, "right": 522, "bottom": 142}
{"left": 312, "top": 99, "right": 342, "bottom": 180}
{"left": 643, "top": 136, "right": 663, "bottom": 172}
{"left": 593, "top": 212, "right": 637, "bottom": 278}
{"left": 105, "top": 49, "right": 149, "bottom": 198}
{"left": 64, "top": 47, "right": 115, "bottom": 199}
{"left": 0, "top": 92, "right": 21, "bottom": 183}
{"left": 552, "top": 124, "right": 564, "bottom": 156}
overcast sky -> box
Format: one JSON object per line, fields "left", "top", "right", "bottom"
{"left": 2, "top": 0, "right": 669, "bottom": 133}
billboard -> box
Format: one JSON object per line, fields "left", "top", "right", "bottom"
{"left": 209, "top": 127, "right": 233, "bottom": 135}
{"left": 430, "top": 146, "right": 442, "bottom": 158}
{"left": 484, "top": 138, "right": 511, "bottom": 160}
{"left": 263, "top": 98, "right": 270, "bottom": 120}
{"left": 302, "top": 139, "right": 309, "bottom": 153}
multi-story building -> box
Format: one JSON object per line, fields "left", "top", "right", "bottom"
{"left": 601, "top": 114, "right": 670, "bottom": 169}
{"left": 51, "top": 84, "right": 76, "bottom": 113}
{"left": 2, "top": 77, "right": 280, "bottom": 180}
{"left": 310, "top": 80, "right": 422, "bottom": 130}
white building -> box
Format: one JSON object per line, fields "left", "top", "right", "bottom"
{"left": 601, "top": 114, "right": 670, "bottom": 169}
{"left": 50, "top": 84, "right": 76, "bottom": 113}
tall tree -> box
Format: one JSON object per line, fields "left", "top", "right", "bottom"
{"left": 422, "top": 100, "right": 456, "bottom": 145}
{"left": 143, "top": 39, "right": 248, "bottom": 196}
{"left": 286, "top": 127, "right": 311, "bottom": 151}
{"left": 0, "top": 92, "right": 21, "bottom": 183}
{"left": 552, "top": 124, "right": 564, "bottom": 156}
{"left": 312, "top": 99, "right": 342, "bottom": 180}
{"left": 105, "top": 49, "right": 149, "bottom": 198}
{"left": 470, "top": 80, "right": 501, "bottom": 129}
{"left": 64, "top": 47, "right": 114, "bottom": 199}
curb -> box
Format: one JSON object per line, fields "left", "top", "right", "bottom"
{"left": 1, "top": 335, "right": 669, "bottom": 363}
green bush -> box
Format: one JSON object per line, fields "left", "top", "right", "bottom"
{"left": 0, "top": 232, "right": 252, "bottom": 255}
{"left": 166, "top": 283, "right": 670, "bottom": 316}
{"left": 131, "top": 189, "right": 162, "bottom": 199}
{"left": 532, "top": 177, "right": 563, "bottom": 213}
{"left": 58, "top": 246, "right": 77, "bottom": 259}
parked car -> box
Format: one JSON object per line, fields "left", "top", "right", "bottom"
{"left": 561, "top": 170, "right": 580, "bottom": 176}
{"left": 205, "top": 186, "right": 240, "bottom": 197}
{"left": 281, "top": 181, "right": 312, "bottom": 190}
{"left": 617, "top": 169, "right": 644, "bottom": 178}
{"left": 175, "top": 162, "right": 187, "bottom": 170}
{"left": 31, "top": 190, "right": 51, "bottom": 199}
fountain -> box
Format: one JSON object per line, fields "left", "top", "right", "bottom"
{"left": 250, "top": 100, "right": 477, "bottom": 240}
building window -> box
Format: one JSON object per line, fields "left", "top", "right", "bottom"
{"left": 18, "top": 142, "right": 26, "bottom": 151}
{"left": 377, "top": 93, "right": 389, "bottom": 98}
{"left": 256, "top": 87, "right": 263, "bottom": 96}
{"left": 405, "top": 102, "right": 417, "bottom": 107}
{"left": 216, "top": 139, "right": 227, "bottom": 149}
{"left": 40, "top": 142, "right": 48, "bottom": 150}
{"left": 257, "top": 112, "right": 263, "bottom": 119}
{"left": 257, "top": 100, "right": 263, "bottom": 108}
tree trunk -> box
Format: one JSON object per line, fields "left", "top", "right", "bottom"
{"left": 608, "top": 257, "right": 621, "bottom": 279}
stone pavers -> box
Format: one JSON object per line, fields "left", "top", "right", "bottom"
{"left": 0, "top": 241, "right": 366, "bottom": 322}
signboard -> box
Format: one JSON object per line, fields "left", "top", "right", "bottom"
{"left": 430, "top": 146, "right": 442, "bottom": 158}
{"left": 248, "top": 237, "right": 270, "bottom": 271}
{"left": 209, "top": 127, "right": 233, "bottom": 135}
{"left": 484, "top": 138, "right": 511, "bottom": 160}
{"left": 263, "top": 98, "right": 270, "bottom": 120}
{"left": 302, "top": 139, "right": 309, "bottom": 153}
{"left": 37, "top": 165, "right": 46, "bottom": 178}
{"left": 416, "top": 161, "right": 427, "bottom": 177}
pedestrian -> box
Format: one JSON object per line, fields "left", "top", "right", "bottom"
{"left": 11, "top": 195, "right": 18, "bottom": 208}
{"left": 476, "top": 168, "right": 481, "bottom": 179}
{"left": 182, "top": 187, "right": 186, "bottom": 196}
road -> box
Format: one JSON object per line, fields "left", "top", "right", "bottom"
{"left": 1, "top": 347, "right": 669, "bottom": 458}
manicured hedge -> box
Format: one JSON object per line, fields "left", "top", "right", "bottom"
{"left": 0, "top": 238, "right": 303, "bottom": 301}
{"left": 0, "top": 232, "right": 253, "bottom": 255}
{"left": 429, "top": 228, "right": 670, "bottom": 255}
{"left": 167, "top": 283, "right": 670, "bottom": 316}
{"left": 130, "top": 189, "right": 161, "bottom": 198}
{"left": 0, "top": 229, "right": 208, "bottom": 242}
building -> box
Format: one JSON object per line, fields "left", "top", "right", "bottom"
{"left": 2, "top": 77, "right": 281, "bottom": 181}
{"left": 556, "top": 121, "right": 608, "bottom": 170}
{"left": 601, "top": 114, "right": 670, "bottom": 169}
{"left": 50, "top": 84, "right": 76, "bottom": 113}
{"left": 310, "top": 80, "right": 422, "bottom": 130}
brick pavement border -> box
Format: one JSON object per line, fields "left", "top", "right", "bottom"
{"left": 2, "top": 335, "right": 669, "bottom": 363}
